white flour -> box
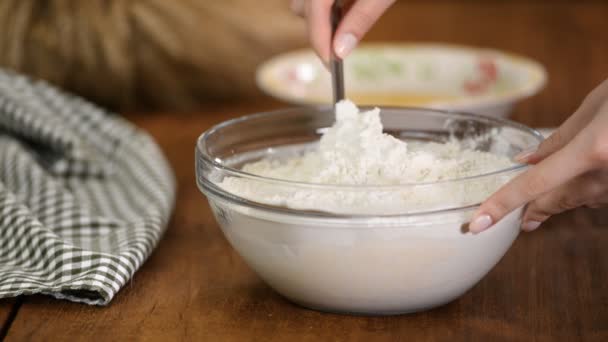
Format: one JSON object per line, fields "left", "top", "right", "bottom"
{"left": 219, "top": 100, "right": 514, "bottom": 215}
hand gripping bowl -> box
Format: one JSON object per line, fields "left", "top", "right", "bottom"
{"left": 195, "top": 106, "right": 542, "bottom": 315}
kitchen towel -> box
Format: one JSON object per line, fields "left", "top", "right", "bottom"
{"left": 0, "top": 70, "right": 175, "bottom": 305}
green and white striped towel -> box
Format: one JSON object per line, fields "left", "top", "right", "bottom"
{"left": 0, "top": 70, "right": 175, "bottom": 305}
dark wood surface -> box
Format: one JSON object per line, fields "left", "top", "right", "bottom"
{"left": 0, "top": 302, "right": 10, "bottom": 324}
{"left": 2, "top": 1, "right": 608, "bottom": 341}
{"left": 0, "top": 299, "right": 15, "bottom": 339}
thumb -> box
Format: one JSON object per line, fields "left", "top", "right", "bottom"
{"left": 333, "top": 0, "right": 395, "bottom": 59}
{"left": 469, "top": 137, "right": 591, "bottom": 234}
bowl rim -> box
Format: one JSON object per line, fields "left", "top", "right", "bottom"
{"left": 255, "top": 42, "right": 548, "bottom": 109}
{"left": 197, "top": 105, "right": 543, "bottom": 189}
{"left": 196, "top": 105, "right": 543, "bottom": 218}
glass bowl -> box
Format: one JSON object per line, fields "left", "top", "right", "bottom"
{"left": 195, "top": 106, "right": 542, "bottom": 315}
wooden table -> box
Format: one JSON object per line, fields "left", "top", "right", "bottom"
{"left": 2, "top": 1, "right": 608, "bottom": 340}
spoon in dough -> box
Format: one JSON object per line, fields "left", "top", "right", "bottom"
{"left": 330, "top": 0, "right": 345, "bottom": 104}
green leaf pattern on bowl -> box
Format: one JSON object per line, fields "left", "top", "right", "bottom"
{"left": 348, "top": 50, "right": 445, "bottom": 84}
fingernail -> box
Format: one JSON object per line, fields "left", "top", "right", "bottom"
{"left": 334, "top": 33, "right": 357, "bottom": 59}
{"left": 514, "top": 147, "right": 537, "bottom": 163}
{"left": 522, "top": 220, "right": 542, "bottom": 232}
{"left": 469, "top": 214, "right": 493, "bottom": 234}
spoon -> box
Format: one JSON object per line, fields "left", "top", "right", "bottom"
{"left": 330, "top": 0, "right": 345, "bottom": 104}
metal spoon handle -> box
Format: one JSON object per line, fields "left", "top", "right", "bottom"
{"left": 330, "top": 0, "right": 345, "bottom": 104}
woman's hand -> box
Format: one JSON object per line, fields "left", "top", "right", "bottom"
{"left": 469, "top": 79, "right": 608, "bottom": 233}
{"left": 291, "top": 0, "right": 395, "bottom": 63}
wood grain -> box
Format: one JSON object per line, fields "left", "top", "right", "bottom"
{"left": 4, "top": 1, "right": 608, "bottom": 341}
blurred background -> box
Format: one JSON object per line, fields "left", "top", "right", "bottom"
{"left": 1, "top": 0, "right": 607, "bottom": 127}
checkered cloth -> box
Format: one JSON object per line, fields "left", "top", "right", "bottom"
{"left": 0, "top": 70, "right": 175, "bottom": 305}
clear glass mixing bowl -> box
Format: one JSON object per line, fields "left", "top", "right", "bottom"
{"left": 196, "top": 106, "right": 542, "bottom": 315}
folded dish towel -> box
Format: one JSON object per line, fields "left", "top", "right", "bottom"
{"left": 0, "top": 70, "right": 175, "bottom": 305}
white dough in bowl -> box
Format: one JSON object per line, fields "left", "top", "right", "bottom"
{"left": 220, "top": 100, "right": 515, "bottom": 215}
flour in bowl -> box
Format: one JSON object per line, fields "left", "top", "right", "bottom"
{"left": 219, "top": 100, "right": 515, "bottom": 215}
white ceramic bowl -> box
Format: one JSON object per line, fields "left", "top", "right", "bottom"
{"left": 196, "top": 106, "right": 543, "bottom": 315}
{"left": 256, "top": 43, "right": 547, "bottom": 117}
